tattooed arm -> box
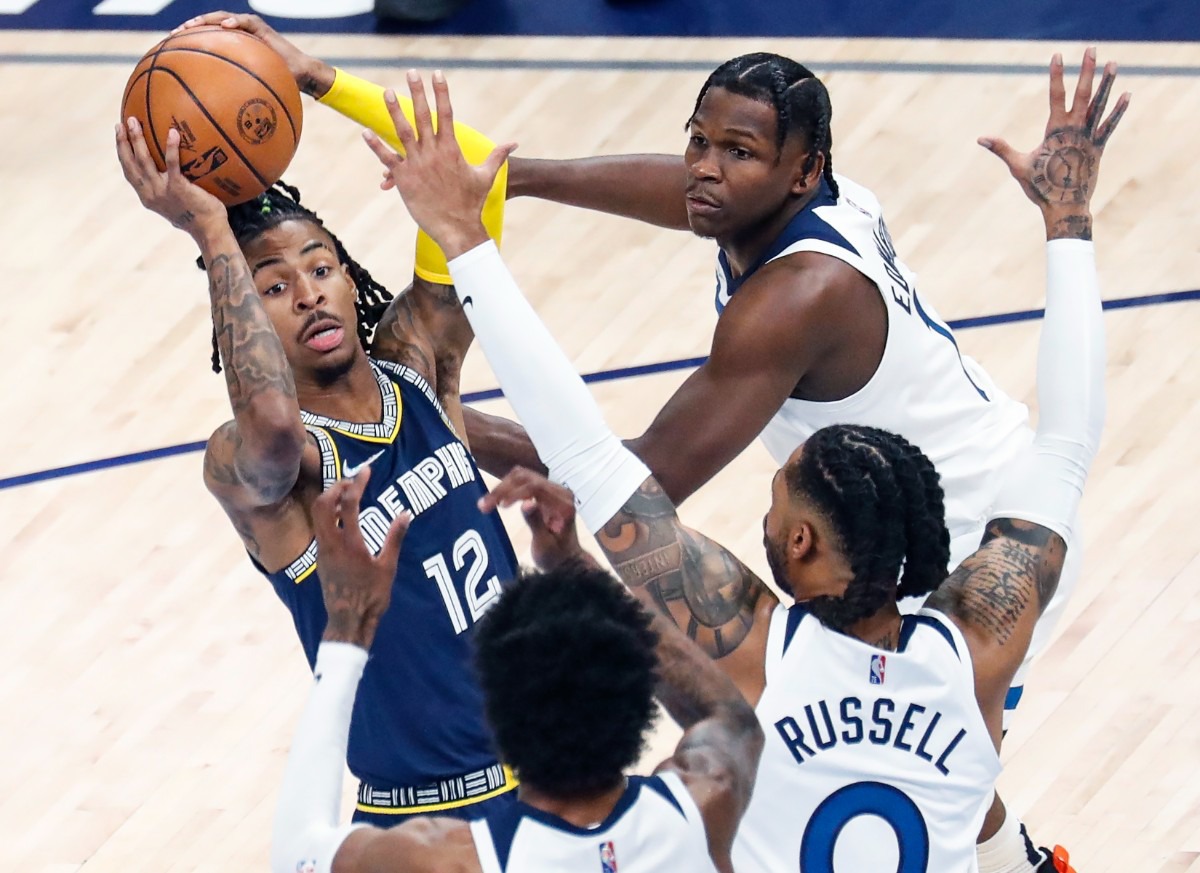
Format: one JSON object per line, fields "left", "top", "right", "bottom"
{"left": 925, "top": 520, "right": 1066, "bottom": 744}
{"left": 115, "top": 117, "right": 308, "bottom": 512}
{"left": 371, "top": 276, "right": 476, "bottom": 443}
{"left": 595, "top": 477, "right": 779, "bottom": 706}
{"left": 932, "top": 49, "right": 1126, "bottom": 745}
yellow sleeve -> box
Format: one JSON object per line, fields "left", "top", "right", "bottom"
{"left": 319, "top": 68, "right": 507, "bottom": 284}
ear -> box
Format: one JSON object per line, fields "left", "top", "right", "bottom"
{"left": 789, "top": 520, "right": 818, "bottom": 563}
{"left": 790, "top": 150, "right": 825, "bottom": 196}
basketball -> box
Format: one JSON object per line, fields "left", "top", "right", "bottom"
{"left": 120, "top": 26, "right": 303, "bottom": 205}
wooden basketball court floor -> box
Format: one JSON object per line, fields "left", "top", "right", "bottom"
{"left": 1, "top": 27, "right": 1198, "bottom": 872}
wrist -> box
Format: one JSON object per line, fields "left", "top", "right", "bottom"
{"left": 322, "top": 612, "right": 379, "bottom": 650}
{"left": 437, "top": 222, "right": 491, "bottom": 260}
{"left": 188, "top": 213, "right": 235, "bottom": 249}
{"left": 298, "top": 58, "right": 336, "bottom": 99}
{"left": 1042, "top": 207, "right": 1093, "bottom": 241}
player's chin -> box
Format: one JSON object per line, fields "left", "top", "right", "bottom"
{"left": 685, "top": 209, "right": 723, "bottom": 240}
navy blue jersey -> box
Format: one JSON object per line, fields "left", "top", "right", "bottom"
{"left": 259, "top": 360, "right": 519, "bottom": 787}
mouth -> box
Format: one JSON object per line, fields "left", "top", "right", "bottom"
{"left": 300, "top": 318, "right": 345, "bottom": 352}
{"left": 685, "top": 189, "right": 721, "bottom": 216}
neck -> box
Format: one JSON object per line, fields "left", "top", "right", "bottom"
{"left": 845, "top": 602, "right": 903, "bottom": 651}
{"left": 719, "top": 184, "right": 820, "bottom": 277}
{"left": 518, "top": 777, "right": 628, "bottom": 828}
{"left": 294, "top": 350, "right": 381, "bottom": 422}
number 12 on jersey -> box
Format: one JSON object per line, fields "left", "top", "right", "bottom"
{"left": 423, "top": 528, "right": 503, "bottom": 634}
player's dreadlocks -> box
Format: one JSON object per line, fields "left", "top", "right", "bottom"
{"left": 785, "top": 424, "right": 950, "bottom": 630}
{"left": 197, "top": 181, "right": 393, "bottom": 373}
{"left": 689, "top": 52, "right": 839, "bottom": 199}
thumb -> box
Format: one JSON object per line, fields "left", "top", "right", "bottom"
{"left": 977, "top": 136, "right": 1022, "bottom": 172}
{"left": 377, "top": 510, "right": 413, "bottom": 568}
{"left": 480, "top": 142, "right": 518, "bottom": 187}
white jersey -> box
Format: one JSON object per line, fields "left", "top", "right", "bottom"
{"left": 714, "top": 174, "right": 1031, "bottom": 566}
{"left": 732, "top": 604, "right": 1000, "bottom": 873}
{"left": 470, "top": 772, "right": 717, "bottom": 873}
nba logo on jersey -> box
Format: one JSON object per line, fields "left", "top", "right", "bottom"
{"left": 869, "top": 654, "right": 886, "bottom": 685}
{"left": 599, "top": 840, "right": 618, "bottom": 873}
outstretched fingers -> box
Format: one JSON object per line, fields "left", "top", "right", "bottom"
{"left": 1048, "top": 52, "right": 1066, "bottom": 117}
{"left": 406, "top": 70, "right": 436, "bottom": 144}
{"left": 1093, "top": 90, "right": 1131, "bottom": 147}
{"left": 430, "top": 70, "right": 454, "bottom": 142}
{"left": 1069, "top": 47, "right": 1097, "bottom": 119}
{"left": 1084, "top": 60, "right": 1117, "bottom": 138}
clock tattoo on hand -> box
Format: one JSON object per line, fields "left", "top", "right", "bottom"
{"left": 1031, "top": 129, "right": 1095, "bottom": 205}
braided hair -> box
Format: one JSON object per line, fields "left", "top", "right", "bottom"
{"left": 688, "top": 52, "right": 839, "bottom": 198}
{"left": 785, "top": 424, "right": 949, "bottom": 629}
{"left": 197, "top": 181, "right": 393, "bottom": 373}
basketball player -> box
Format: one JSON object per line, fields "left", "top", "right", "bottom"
{"left": 364, "top": 58, "right": 1122, "bottom": 873}
{"left": 270, "top": 467, "right": 762, "bottom": 873}
{"left": 115, "top": 94, "right": 521, "bottom": 826}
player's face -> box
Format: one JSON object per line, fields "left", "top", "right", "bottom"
{"left": 765, "top": 453, "right": 855, "bottom": 609}
{"left": 684, "top": 87, "right": 812, "bottom": 243}
{"left": 242, "top": 219, "right": 362, "bottom": 382}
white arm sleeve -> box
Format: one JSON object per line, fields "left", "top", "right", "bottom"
{"left": 270, "top": 642, "right": 370, "bottom": 873}
{"left": 449, "top": 241, "right": 651, "bottom": 533}
{"left": 988, "top": 239, "right": 1106, "bottom": 548}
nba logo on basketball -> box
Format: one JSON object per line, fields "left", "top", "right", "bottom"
{"left": 869, "top": 654, "right": 886, "bottom": 685}
{"left": 599, "top": 840, "right": 618, "bottom": 873}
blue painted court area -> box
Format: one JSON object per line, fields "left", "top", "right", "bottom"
{"left": 2, "top": 287, "right": 1197, "bottom": 492}
{"left": 1, "top": 0, "right": 1196, "bottom": 41}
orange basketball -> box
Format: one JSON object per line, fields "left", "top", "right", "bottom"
{"left": 120, "top": 26, "right": 303, "bottom": 205}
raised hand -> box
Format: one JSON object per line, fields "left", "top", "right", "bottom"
{"left": 478, "top": 467, "right": 595, "bottom": 571}
{"left": 116, "top": 118, "right": 227, "bottom": 239}
{"left": 171, "top": 11, "right": 334, "bottom": 97}
{"left": 361, "top": 70, "right": 516, "bottom": 259}
{"left": 312, "top": 469, "right": 412, "bottom": 649}
{"left": 979, "top": 48, "right": 1131, "bottom": 239}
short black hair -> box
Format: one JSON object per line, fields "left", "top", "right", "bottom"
{"left": 473, "top": 563, "right": 660, "bottom": 798}
{"left": 689, "top": 52, "right": 839, "bottom": 198}
{"left": 198, "top": 181, "right": 393, "bottom": 373}
{"left": 786, "top": 424, "right": 949, "bottom": 629}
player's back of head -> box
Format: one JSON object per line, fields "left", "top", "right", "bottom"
{"left": 786, "top": 424, "right": 950, "bottom": 627}
{"left": 473, "top": 563, "right": 659, "bottom": 798}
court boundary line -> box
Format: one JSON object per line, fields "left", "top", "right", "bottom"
{"left": 2, "top": 53, "right": 1200, "bottom": 76}
{"left": 2, "top": 287, "right": 1197, "bottom": 492}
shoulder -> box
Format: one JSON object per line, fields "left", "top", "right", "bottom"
{"left": 334, "top": 817, "right": 477, "bottom": 873}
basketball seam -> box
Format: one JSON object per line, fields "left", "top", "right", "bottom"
{"left": 147, "top": 65, "right": 273, "bottom": 194}
{"left": 144, "top": 40, "right": 170, "bottom": 170}
{"left": 154, "top": 45, "right": 301, "bottom": 143}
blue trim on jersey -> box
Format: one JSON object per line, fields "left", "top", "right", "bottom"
{"left": 484, "top": 796, "right": 526, "bottom": 871}
{"left": 783, "top": 604, "right": 809, "bottom": 655}
{"left": 640, "top": 775, "right": 686, "bottom": 819}
{"left": 509, "top": 777, "right": 646, "bottom": 837}
{"left": 715, "top": 179, "right": 855, "bottom": 314}
{"left": 911, "top": 291, "right": 990, "bottom": 401}
{"left": 898, "top": 614, "right": 960, "bottom": 660}
{"left": 1005, "top": 685, "right": 1025, "bottom": 710}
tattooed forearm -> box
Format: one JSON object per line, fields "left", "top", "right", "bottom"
{"left": 928, "top": 517, "right": 1066, "bottom": 647}
{"left": 208, "top": 253, "right": 298, "bottom": 416}
{"left": 597, "top": 478, "right": 772, "bottom": 660}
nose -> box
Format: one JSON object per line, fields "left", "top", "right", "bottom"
{"left": 293, "top": 274, "right": 326, "bottom": 311}
{"left": 688, "top": 146, "right": 720, "bottom": 183}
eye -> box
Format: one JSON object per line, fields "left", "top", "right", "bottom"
{"left": 313, "top": 265, "right": 332, "bottom": 279}
{"left": 730, "top": 147, "right": 753, "bottom": 160}
{"left": 263, "top": 282, "right": 286, "bottom": 297}
{"left": 689, "top": 133, "right": 707, "bottom": 148}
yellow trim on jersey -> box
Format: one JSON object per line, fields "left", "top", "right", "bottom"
{"left": 292, "top": 561, "right": 318, "bottom": 585}
{"left": 355, "top": 767, "right": 519, "bottom": 815}
{"left": 308, "top": 425, "right": 341, "bottom": 481}
{"left": 319, "top": 381, "right": 403, "bottom": 445}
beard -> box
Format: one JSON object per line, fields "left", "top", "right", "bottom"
{"left": 310, "top": 350, "right": 357, "bottom": 388}
{"left": 764, "top": 530, "right": 893, "bottom": 633}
